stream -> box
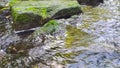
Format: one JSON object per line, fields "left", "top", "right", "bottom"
{"left": 0, "top": 0, "right": 120, "bottom": 68}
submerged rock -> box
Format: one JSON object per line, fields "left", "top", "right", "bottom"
{"left": 10, "top": 0, "right": 82, "bottom": 31}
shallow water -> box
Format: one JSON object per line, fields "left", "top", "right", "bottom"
{"left": 0, "top": 0, "right": 120, "bottom": 68}
{"left": 65, "top": 0, "right": 120, "bottom": 68}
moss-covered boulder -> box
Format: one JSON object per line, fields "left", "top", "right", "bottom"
{"left": 10, "top": 0, "right": 82, "bottom": 31}
{"left": 34, "top": 20, "right": 59, "bottom": 34}
{"left": 28, "top": 20, "right": 59, "bottom": 45}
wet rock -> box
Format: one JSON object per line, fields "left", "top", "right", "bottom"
{"left": 77, "top": 0, "right": 104, "bottom": 6}
{"left": 10, "top": 0, "right": 82, "bottom": 31}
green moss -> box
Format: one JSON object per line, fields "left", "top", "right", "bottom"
{"left": 12, "top": 6, "right": 43, "bottom": 30}
{"left": 41, "top": 20, "right": 59, "bottom": 33}
{"left": 12, "top": 6, "right": 48, "bottom": 20}
{"left": 15, "top": 13, "right": 33, "bottom": 24}
{"left": 33, "top": 20, "right": 59, "bottom": 37}
{"left": 11, "top": 0, "right": 80, "bottom": 17}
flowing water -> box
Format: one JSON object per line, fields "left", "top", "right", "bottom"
{"left": 0, "top": 0, "right": 120, "bottom": 68}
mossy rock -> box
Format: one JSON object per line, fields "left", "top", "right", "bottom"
{"left": 33, "top": 20, "right": 59, "bottom": 37}
{"left": 10, "top": 0, "right": 82, "bottom": 31}
{"left": 28, "top": 20, "right": 59, "bottom": 44}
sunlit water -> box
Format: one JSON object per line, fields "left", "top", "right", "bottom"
{"left": 0, "top": 0, "right": 120, "bottom": 68}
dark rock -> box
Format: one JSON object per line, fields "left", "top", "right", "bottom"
{"left": 52, "top": 6, "right": 82, "bottom": 19}
{"left": 77, "top": 0, "right": 104, "bottom": 6}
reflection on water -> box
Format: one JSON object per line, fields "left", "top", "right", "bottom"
{"left": 65, "top": 25, "right": 93, "bottom": 48}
